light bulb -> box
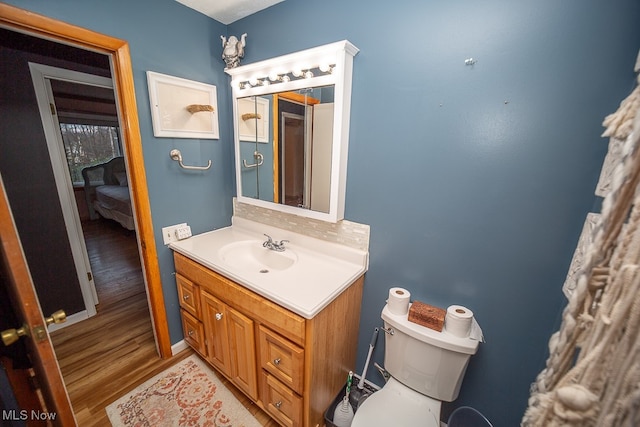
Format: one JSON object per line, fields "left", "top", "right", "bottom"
{"left": 319, "top": 63, "right": 330, "bottom": 72}
{"left": 304, "top": 70, "right": 314, "bottom": 79}
{"left": 291, "top": 69, "right": 303, "bottom": 77}
{"left": 248, "top": 77, "right": 258, "bottom": 86}
{"left": 269, "top": 72, "right": 279, "bottom": 82}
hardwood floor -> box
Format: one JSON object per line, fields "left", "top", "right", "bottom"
{"left": 50, "top": 218, "right": 278, "bottom": 427}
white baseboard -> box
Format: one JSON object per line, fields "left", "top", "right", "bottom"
{"left": 171, "top": 339, "right": 189, "bottom": 356}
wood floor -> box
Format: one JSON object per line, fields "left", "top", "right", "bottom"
{"left": 50, "top": 218, "right": 278, "bottom": 427}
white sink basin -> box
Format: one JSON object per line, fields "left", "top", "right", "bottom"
{"left": 169, "top": 217, "right": 368, "bottom": 319}
{"left": 218, "top": 240, "right": 298, "bottom": 272}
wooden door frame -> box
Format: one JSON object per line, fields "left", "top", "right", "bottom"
{"left": 0, "top": 3, "right": 171, "bottom": 358}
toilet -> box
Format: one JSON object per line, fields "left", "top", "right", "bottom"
{"left": 351, "top": 304, "right": 480, "bottom": 427}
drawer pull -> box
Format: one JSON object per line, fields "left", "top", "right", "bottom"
{"left": 183, "top": 294, "right": 190, "bottom": 301}
{"left": 274, "top": 401, "right": 282, "bottom": 409}
{"left": 188, "top": 330, "right": 194, "bottom": 336}
{"left": 273, "top": 358, "right": 281, "bottom": 365}
{"left": 215, "top": 313, "right": 223, "bottom": 320}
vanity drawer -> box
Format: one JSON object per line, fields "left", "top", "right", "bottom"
{"left": 261, "top": 371, "right": 303, "bottom": 427}
{"left": 181, "top": 309, "right": 206, "bottom": 356}
{"left": 174, "top": 253, "right": 306, "bottom": 346}
{"left": 258, "top": 325, "right": 304, "bottom": 395}
{"left": 176, "top": 273, "right": 200, "bottom": 317}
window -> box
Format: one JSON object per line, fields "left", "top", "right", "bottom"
{"left": 58, "top": 123, "right": 121, "bottom": 185}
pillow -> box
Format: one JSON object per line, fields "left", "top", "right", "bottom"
{"left": 114, "top": 172, "right": 128, "bottom": 187}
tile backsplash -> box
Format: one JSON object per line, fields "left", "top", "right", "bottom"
{"left": 233, "top": 199, "right": 370, "bottom": 252}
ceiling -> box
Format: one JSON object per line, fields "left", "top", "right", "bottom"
{"left": 175, "top": 0, "right": 285, "bottom": 25}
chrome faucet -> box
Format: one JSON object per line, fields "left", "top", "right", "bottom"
{"left": 263, "top": 234, "right": 289, "bottom": 252}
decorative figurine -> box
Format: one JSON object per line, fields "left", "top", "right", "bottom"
{"left": 220, "top": 33, "right": 247, "bottom": 69}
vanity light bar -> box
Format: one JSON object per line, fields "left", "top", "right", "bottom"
{"left": 235, "top": 64, "right": 335, "bottom": 90}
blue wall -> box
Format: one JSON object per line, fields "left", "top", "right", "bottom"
{"left": 6, "top": 0, "right": 640, "bottom": 425}
{"left": 3, "top": 0, "right": 236, "bottom": 345}
{"left": 229, "top": 0, "right": 640, "bottom": 425}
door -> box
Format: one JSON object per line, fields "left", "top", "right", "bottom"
{"left": 28, "top": 63, "right": 108, "bottom": 324}
{"left": 310, "top": 103, "right": 334, "bottom": 213}
{"left": 281, "top": 112, "right": 305, "bottom": 208}
{"left": 201, "top": 291, "right": 257, "bottom": 400}
{"left": 202, "top": 291, "right": 230, "bottom": 374}
{"left": 227, "top": 307, "right": 257, "bottom": 400}
{"left": 0, "top": 174, "right": 76, "bottom": 425}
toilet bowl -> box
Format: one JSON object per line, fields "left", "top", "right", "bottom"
{"left": 351, "top": 303, "right": 481, "bottom": 427}
{"left": 351, "top": 377, "right": 440, "bottom": 427}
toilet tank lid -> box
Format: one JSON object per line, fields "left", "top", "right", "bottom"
{"left": 382, "top": 305, "right": 480, "bottom": 355}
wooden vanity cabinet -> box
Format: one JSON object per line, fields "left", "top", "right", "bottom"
{"left": 173, "top": 252, "right": 364, "bottom": 427}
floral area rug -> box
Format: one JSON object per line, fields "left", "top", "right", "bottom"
{"left": 106, "top": 354, "right": 262, "bottom": 427}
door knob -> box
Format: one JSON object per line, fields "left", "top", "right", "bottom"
{"left": 2, "top": 309, "right": 67, "bottom": 346}
{"left": 1, "top": 324, "right": 29, "bottom": 346}
{"left": 45, "top": 310, "right": 66, "bottom": 326}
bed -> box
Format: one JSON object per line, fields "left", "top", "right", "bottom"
{"left": 82, "top": 156, "right": 135, "bottom": 230}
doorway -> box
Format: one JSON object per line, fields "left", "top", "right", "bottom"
{"left": 28, "top": 62, "right": 119, "bottom": 327}
{"left": 0, "top": 4, "right": 172, "bottom": 420}
{"left": 281, "top": 112, "right": 306, "bottom": 208}
{"left": 0, "top": 3, "right": 169, "bottom": 354}
{"left": 3, "top": 30, "right": 143, "bottom": 315}
{"left": 1, "top": 4, "right": 150, "bottom": 372}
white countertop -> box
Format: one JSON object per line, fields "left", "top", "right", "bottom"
{"left": 169, "top": 217, "right": 368, "bottom": 319}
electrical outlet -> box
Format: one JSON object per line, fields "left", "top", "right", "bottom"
{"left": 176, "top": 225, "right": 192, "bottom": 240}
{"left": 162, "top": 223, "right": 187, "bottom": 245}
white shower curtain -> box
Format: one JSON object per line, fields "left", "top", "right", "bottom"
{"left": 522, "top": 54, "right": 640, "bottom": 427}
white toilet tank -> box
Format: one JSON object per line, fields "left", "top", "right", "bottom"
{"left": 382, "top": 304, "right": 480, "bottom": 402}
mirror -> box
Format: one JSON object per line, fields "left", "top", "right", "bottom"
{"left": 237, "top": 86, "right": 335, "bottom": 214}
{"left": 226, "top": 41, "right": 359, "bottom": 222}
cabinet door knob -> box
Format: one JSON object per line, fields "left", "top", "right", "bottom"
{"left": 274, "top": 401, "right": 282, "bottom": 409}
{"left": 215, "top": 313, "right": 223, "bottom": 320}
{"left": 273, "top": 358, "right": 281, "bottom": 365}
{"left": 183, "top": 294, "right": 190, "bottom": 301}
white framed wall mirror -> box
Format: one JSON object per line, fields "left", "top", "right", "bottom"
{"left": 226, "top": 40, "right": 359, "bottom": 222}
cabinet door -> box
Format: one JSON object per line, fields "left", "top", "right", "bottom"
{"left": 227, "top": 306, "right": 258, "bottom": 400}
{"left": 176, "top": 274, "right": 201, "bottom": 317}
{"left": 201, "top": 291, "right": 230, "bottom": 374}
{"left": 181, "top": 308, "right": 206, "bottom": 356}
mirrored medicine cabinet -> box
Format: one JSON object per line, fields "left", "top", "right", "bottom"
{"left": 225, "top": 40, "right": 359, "bottom": 223}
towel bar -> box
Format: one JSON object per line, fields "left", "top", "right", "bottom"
{"left": 169, "top": 149, "right": 212, "bottom": 171}
{"left": 243, "top": 151, "right": 264, "bottom": 168}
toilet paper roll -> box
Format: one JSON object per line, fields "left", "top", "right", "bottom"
{"left": 387, "top": 287, "right": 411, "bottom": 315}
{"left": 445, "top": 305, "right": 474, "bottom": 338}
